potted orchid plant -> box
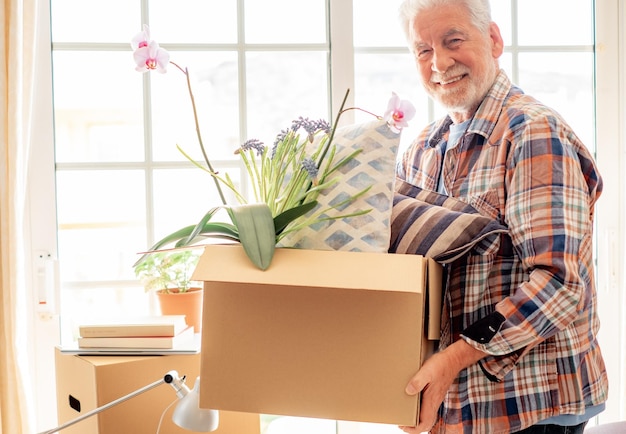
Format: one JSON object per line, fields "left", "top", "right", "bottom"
{"left": 131, "top": 25, "right": 415, "bottom": 271}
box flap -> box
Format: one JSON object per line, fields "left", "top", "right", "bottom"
{"left": 193, "top": 244, "right": 427, "bottom": 294}
{"left": 427, "top": 258, "right": 444, "bottom": 340}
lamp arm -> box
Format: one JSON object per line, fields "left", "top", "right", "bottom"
{"left": 38, "top": 373, "right": 178, "bottom": 434}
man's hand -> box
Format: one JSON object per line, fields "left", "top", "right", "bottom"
{"left": 398, "top": 339, "right": 486, "bottom": 433}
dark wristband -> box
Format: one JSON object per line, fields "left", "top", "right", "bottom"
{"left": 461, "top": 311, "right": 506, "bottom": 344}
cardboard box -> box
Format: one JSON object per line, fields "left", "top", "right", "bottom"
{"left": 193, "top": 245, "right": 442, "bottom": 426}
{"left": 54, "top": 348, "right": 260, "bottom": 434}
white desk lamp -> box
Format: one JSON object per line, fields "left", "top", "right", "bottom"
{"left": 38, "top": 370, "right": 219, "bottom": 434}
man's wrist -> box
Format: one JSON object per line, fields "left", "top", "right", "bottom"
{"left": 444, "top": 339, "right": 488, "bottom": 372}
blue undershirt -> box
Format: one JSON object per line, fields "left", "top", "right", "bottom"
{"left": 437, "top": 120, "right": 469, "bottom": 195}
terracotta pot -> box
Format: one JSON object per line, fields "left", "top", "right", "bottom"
{"left": 156, "top": 287, "right": 203, "bottom": 333}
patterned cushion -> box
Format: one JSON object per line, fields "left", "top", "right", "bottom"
{"left": 279, "top": 118, "right": 401, "bottom": 252}
{"left": 390, "top": 179, "right": 508, "bottom": 263}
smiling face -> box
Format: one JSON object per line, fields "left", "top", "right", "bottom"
{"left": 409, "top": 3, "right": 504, "bottom": 122}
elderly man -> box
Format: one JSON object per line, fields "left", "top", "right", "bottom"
{"left": 395, "top": 0, "right": 609, "bottom": 433}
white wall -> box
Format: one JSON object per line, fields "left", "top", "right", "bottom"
{"left": 593, "top": 0, "right": 626, "bottom": 425}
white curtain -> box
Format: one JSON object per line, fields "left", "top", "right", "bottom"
{"left": 0, "top": 0, "right": 38, "bottom": 432}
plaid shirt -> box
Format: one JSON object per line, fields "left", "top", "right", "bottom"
{"left": 397, "top": 70, "right": 609, "bottom": 434}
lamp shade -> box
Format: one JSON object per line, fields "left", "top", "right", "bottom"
{"left": 172, "top": 376, "right": 219, "bottom": 432}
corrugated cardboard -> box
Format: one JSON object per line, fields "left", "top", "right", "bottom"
{"left": 193, "top": 244, "right": 442, "bottom": 426}
{"left": 54, "top": 348, "right": 260, "bottom": 434}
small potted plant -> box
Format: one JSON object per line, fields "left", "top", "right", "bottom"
{"left": 133, "top": 249, "right": 203, "bottom": 332}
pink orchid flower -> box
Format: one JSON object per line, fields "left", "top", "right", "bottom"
{"left": 383, "top": 92, "right": 416, "bottom": 133}
{"left": 131, "top": 25, "right": 170, "bottom": 74}
{"left": 133, "top": 40, "right": 170, "bottom": 73}
{"left": 131, "top": 24, "right": 151, "bottom": 50}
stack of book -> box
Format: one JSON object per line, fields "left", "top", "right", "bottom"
{"left": 77, "top": 315, "right": 195, "bottom": 350}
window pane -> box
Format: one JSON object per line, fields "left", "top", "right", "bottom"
{"left": 245, "top": 0, "right": 327, "bottom": 44}
{"left": 152, "top": 168, "right": 240, "bottom": 239}
{"left": 518, "top": 0, "right": 593, "bottom": 46}
{"left": 50, "top": 0, "right": 140, "bottom": 43}
{"left": 354, "top": 0, "right": 407, "bottom": 47}
{"left": 353, "top": 0, "right": 512, "bottom": 48}
{"left": 499, "top": 53, "right": 513, "bottom": 79}
{"left": 59, "top": 285, "right": 154, "bottom": 349}
{"left": 245, "top": 52, "right": 329, "bottom": 143}
{"left": 354, "top": 52, "right": 427, "bottom": 151}
{"left": 56, "top": 170, "right": 146, "bottom": 282}
{"left": 518, "top": 52, "right": 594, "bottom": 150}
{"left": 149, "top": 0, "right": 238, "bottom": 43}
{"left": 354, "top": 53, "right": 425, "bottom": 116}
{"left": 53, "top": 51, "right": 145, "bottom": 163}
{"left": 490, "top": 0, "right": 512, "bottom": 44}
{"left": 150, "top": 52, "right": 240, "bottom": 161}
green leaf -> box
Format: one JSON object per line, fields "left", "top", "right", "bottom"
{"left": 274, "top": 201, "right": 318, "bottom": 235}
{"left": 174, "top": 222, "right": 239, "bottom": 247}
{"left": 151, "top": 226, "right": 194, "bottom": 250}
{"left": 327, "top": 148, "right": 363, "bottom": 175}
{"left": 180, "top": 206, "right": 222, "bottom": 246}
{"left": 229, "top": 203, "right": 276, "bottom": 270}
{"left": 133, "top": 220, "right": 239, "bottom": 268}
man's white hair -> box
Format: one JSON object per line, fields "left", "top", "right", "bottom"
{"left": 398, "top": 0, "right": 492, "bottom": 43}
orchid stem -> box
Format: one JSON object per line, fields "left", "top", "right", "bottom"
{"left": 316, "top": 88, "right": 350, "bottom": 169}
{"left": 339, "top": 106, "right": 383, "bottom": 120}
{"left": 171, "top": 61, "right": 228, "bottom": 206}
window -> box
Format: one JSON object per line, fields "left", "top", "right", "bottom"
{"left": 50, "top": 0, "right": 596, "bottom": 325}
{"left": 49, "top": 0, "right": 334, "bottom": 338}
{"left": 32, "top": 0, "right": 623, "bottom": 431}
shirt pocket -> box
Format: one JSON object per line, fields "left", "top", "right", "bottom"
{"left": 466, "top": 189, "right": 506, "bottom": 256}
{"left": 467, "top": 189, "right": 502, "bottom": 221}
